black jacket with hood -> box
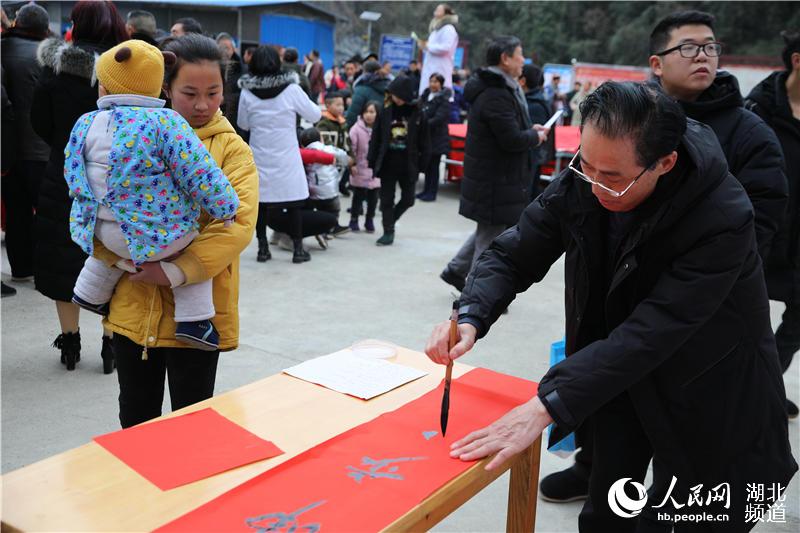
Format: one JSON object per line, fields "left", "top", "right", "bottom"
{"left": 31, "top": 38, "right": 113, "bottom": 301}
{"left": 678, "top": 71, "right": 788, "bottom": 260}
{"left": 746, "top": 71, "right": 800, "bottom": 303}
{"left": 459, "top": 68, "right": 540, "bottom": 226}
{"left": 345, "top": 72, "right": 390, "bottom": 128}
{"left": 459, "top": 119, "right": 796, "bottom": 530}
{"left": 367, "top": 75, "right": 429, "bottom": 182}
{"left": 420, "top": 86, "right": 453, "bottom": 155}
{"left": 1, "top": 29, "right": 50, "bottom": 162}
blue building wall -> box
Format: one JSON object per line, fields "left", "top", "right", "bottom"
{"left": 260, "top": 15, "right": 334, "bottom": 70}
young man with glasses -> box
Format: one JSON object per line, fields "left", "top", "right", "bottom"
{"left": 538, "top": 10, "right": 791, "bottom": 505}
{"left": 425, "top": 81, "right": 796, "bottom": 532}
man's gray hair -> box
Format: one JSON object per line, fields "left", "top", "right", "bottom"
{"left": 15, "top": 2, "right": 49, "bottom": 34}
{"left": 216, "top": 32, "right": 234, "bottom": 44}
{"left": 126, "top": 9, "right": 156, "bottom": 37}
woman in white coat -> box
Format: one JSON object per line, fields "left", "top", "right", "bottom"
{"left": 238, "top": 45, "right": 321, "bottom": 263}
{"left": 416, "top": 4, "right": 459, "bottom": 95}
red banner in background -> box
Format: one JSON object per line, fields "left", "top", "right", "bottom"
{"left": 157, "top": 368, "right": 538, "bottom": 532}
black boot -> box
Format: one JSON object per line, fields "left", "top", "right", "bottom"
{"left": 101, "top": 335, "right": 115, "bottom": 374}
{"left": 53, "top": 331, "right": 81, "bottom": 371}
{"left": 292, "top": 239, "right": 311, "bottom": 263}
{"left": 257, "top": 237, "right": 271, "bottom": 262}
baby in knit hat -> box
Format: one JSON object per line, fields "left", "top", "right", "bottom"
{"left": 66, "top": 39, "right": 239, "bottom": 352}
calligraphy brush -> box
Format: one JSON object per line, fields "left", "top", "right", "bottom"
{"left": 440, "top": 299, "right": 458, "bottom": 437}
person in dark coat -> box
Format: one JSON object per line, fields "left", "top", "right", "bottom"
{"left": 367, "top": 75, "right": 430, "bottom": 246}
{"left": 650, "top": 11, "right": 788, "bottom": 260}
{"left": 1, "top": 3, "right": 50, "bottom": 282}
{"left": 746, "top": 30, "right": 800, "bottom": 419}
{"left": 426, "top": 82, "right": 797, "bottom": 533}
{"left": 216, "top": 32, "right": 245, "bottom": 137}
{"left": 345, "top": 60, "right": 389, "bottom": 128}
{"left": 125, "top": 9, "right": 158, "bottom": 47}
{"left": 539, "top": 11, "right": 792, "bottom": 503}
{"left": 30, "top": 0, "right": 128, "bottom": 371}
{"left": 281, "top": 47, "right": 311, "bottom": 98}
{"left": 520, "top": 63, "right": 551, "bottom": 199}
{"left": 416, "top": 73, "right": 452, "bottom": 201}
{"left": 440, "top": 36, "right": 546, "bottom": 292}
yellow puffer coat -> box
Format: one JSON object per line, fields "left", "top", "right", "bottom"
{"left": 99, "top": 111, "right": 258, "bottom": 352}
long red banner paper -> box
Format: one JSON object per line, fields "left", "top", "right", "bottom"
{"left": 94, "top": 407, "right": 284, "bottom": 490}
{"left": 156, "top": 368, "right": 538, "bottom": 532}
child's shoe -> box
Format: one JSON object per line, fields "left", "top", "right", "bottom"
{"left": 315, "top": 235, "right": 329, "bottom": 250}
{"left": 175, "top": 320, "right": 219, "bottom": 351}
{"left": 72, "top": 294, "right": 110, "bottom": 316}
{"left": 101, "top": 335, "right": 115, "bottom": 374}
{"left": 364, "top": 218, "right": 375, "bottom": 233}
{"left": 349, "top": 219, "right": 360, "bottom": 232}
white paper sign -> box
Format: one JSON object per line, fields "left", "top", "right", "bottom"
{"left": 283, "top": 349, "right": 428, "bottom": 400}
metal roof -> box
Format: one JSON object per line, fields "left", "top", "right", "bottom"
{"left": 133, "top": 1, "right": 344, "bottom": 20}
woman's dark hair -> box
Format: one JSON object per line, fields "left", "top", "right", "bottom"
{"left": 70, "top": 0, "right": 128, "bottom": 46}
{"left": 429, "top": 72, "right": 445, "bottom": 86}
{"left": 163, "top": 33, "right": 225, "bottom": 88}
{"left": 283, "top": 47, "right": 299, "bottom": 64}
{"left": 299, "top": 127, "right": 320, "bottom": 147}
{"left": 440, "top": 4, "right": 455, "bottom": 15}
{"left": 579, "top": 81, "right": 686, "bottom": 167}
{"left": 249, "top": 45, "right": 282, "bottom": 76}
{"left": 485, "top": 35, "right": 521, "bottom": 66}
{"left": 361, "top": 100, "right": 380, "bottom": 117}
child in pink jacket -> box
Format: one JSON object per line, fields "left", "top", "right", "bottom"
{"left": 348, "top": 101, "right": 381, "bottom": 233}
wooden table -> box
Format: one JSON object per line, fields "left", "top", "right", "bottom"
{"left": 1, "top": 345, "right": 541, "bottom": 532}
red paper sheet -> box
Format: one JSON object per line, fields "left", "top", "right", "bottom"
{"left": 157, "top": 368, "right": 538, "bottom": 532}
{"left": 94, "top": 407, "right": 284, "bottom": 490}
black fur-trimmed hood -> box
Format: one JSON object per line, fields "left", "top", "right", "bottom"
{"left": 238, "top": 71, "right": 298, "bottom": 99}
{"left": 36, "top": 38, "right": 100, "bottom": 82}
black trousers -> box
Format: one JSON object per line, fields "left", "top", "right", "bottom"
{"left": 421, "top": 153, "right": 445, "bottom": 198}
{"left": 113, "top": 334, "right": 220, "bottom": 428}
{"left": 255, "top": 203, "right": 302, "bottom": 241}
{"left": 350, "top": 187, "right": 378, "bottom": 219}
{"left": 578, "top": 392, "right": 664, "bottom": 533}
{"left": 1, "top": 160, "right": 44, "bottom": 278}
{"left": 379, "top": 174, "right": 415, "bottom": 233}
{"left": 776, "top": 298, "right": 800, "bottom": 373}
{"left": 309, "top": 197, "right": 341, "bottom": 220}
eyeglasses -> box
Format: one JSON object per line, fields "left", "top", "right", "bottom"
{"left": 655, "top": 42, "right": 723, "bottom": 58}
{"left": 568, "top": 150, "right": 653, "bottom": 197}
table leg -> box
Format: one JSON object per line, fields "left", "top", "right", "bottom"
{"left": 506, "top": 435, "right": 542, "bottom": 532}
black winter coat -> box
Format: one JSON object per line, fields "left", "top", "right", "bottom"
{"left": 420, "top": 87, "right": 452, "bottom": 155}
{"left": 460, "top": 120, "right": 796, "bottom": 530}
{"left": 459, "top": 68, "right": 539, "bottom": 226}
{"left": 1, "top": 31, "right": 50, "bottom": 162}
{"left": 525, "top": 88, "right": 550, "bottom": 168}
{"left": 746, "top": 71, "right": 800, "bottom": 303}
{"left": 30, "top": 38, "right": 111, "bottom": 301}
{"left": 678, "top": 71, "right": 788, "bottom": 260}
{"left": 367, "top": 102, "right": 430, "bottom": 182}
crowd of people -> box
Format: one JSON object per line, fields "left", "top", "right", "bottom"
{"left": 1, "top": 1, "right": 798, "bottom": 531}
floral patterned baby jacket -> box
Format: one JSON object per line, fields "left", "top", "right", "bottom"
{"left": 64, "top": 99, "right": 239, "bottom": 264}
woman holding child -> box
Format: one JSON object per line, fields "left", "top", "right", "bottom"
{"left": 92, "top": 34, "right": 258, "bottom": 427}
